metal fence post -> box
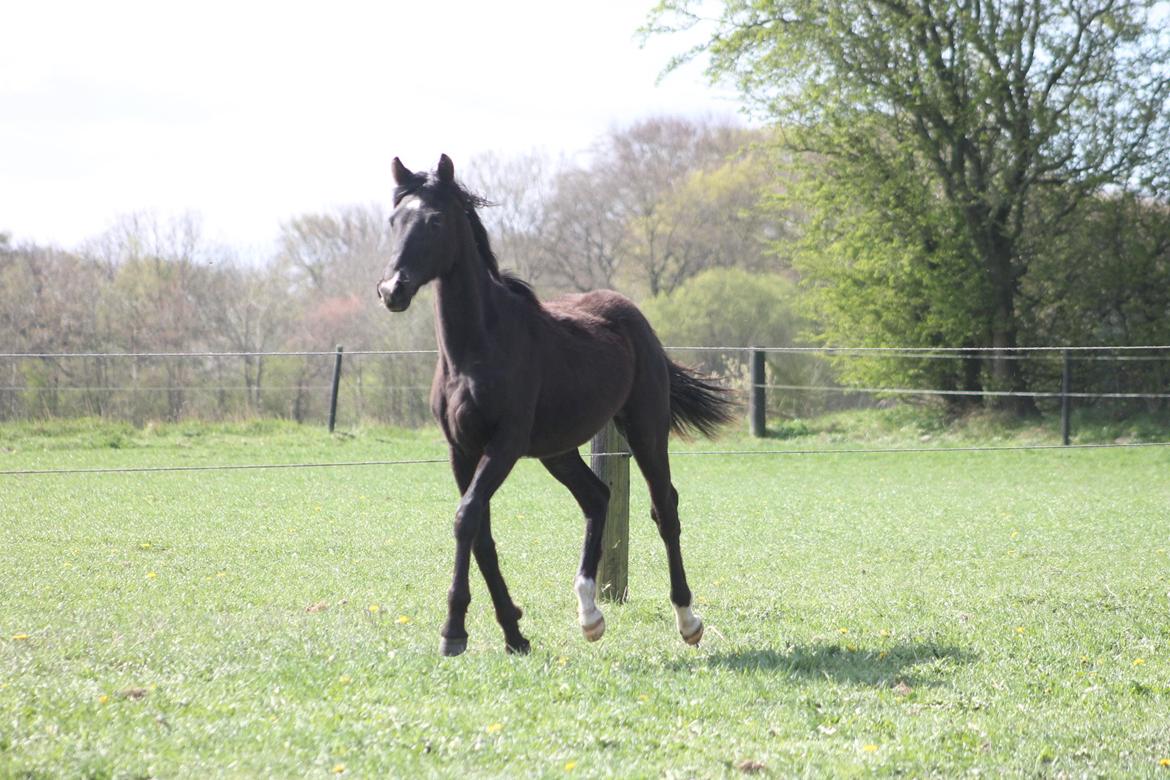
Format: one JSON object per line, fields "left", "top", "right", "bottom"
{"left": 1060, "top": 348, "right": 1071, "bottom": 446}
{"left": 328, "top": 345, "right": 344, "bottom": 433}
{"left": 749, "top": 347, "right": 766, "bottom": 437}
{"left": 590, "top": 420, "right": 629, "bottom": 603}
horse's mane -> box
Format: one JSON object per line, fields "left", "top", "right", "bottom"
{"left": 394, "top": 175, "right": 539, "bottom": 305}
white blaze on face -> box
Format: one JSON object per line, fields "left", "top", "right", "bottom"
{"left": 399, "top": 196, "right": 424, "bottom": 211}
{"left": 673, "top": 602, "right": 702, "bottom": 638}
{"left": 574, "top": 575, "right": 603, "bottom": 628}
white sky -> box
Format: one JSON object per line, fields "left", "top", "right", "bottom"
{"left": 1, "top": 0, "right": 742, "bottom": 254}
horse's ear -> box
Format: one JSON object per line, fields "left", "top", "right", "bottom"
{"left": 392, "top": 157, "right": 413, "bottom": 185}
{"left": 436, "top": 154, "right": 454, "bottom": 184}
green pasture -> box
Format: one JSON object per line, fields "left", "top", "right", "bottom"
{"left": 1, "top": 416, "right": 1169, "bottom": 777}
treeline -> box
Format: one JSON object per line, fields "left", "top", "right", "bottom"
{"left": 3, "top": 107, "right": 1169, "bottom": 427}
{"left": 0, "top": 118, "right": 811, "bottom": 426}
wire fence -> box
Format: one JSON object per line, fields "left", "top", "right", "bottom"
{"left": 4, "top": 440, "right": 1169, "bottom": 477}
{"left": 2, "top": 345, "right": 1169, "bottom": 454}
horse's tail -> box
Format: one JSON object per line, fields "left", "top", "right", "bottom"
{"left": 667, "top": 360, "right": 737, "bottom": 439}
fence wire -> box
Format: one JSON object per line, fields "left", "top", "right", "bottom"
{"left": 762, "top": 383, "right": 1170, "bottom": 400}
{"left": 3, "top": 440, "right": 1168, "bottom": 477}
{"left": 2, "top": 345, "right": 1168, "bottom": 474}
{"left": 4, "top": 344, "right": 1170, "bottom": 359}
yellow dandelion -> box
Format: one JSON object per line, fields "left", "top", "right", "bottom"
{"left": 879, "top": 629, "right": 891, "bottom": 638}
{"left": 878, "top": 650, "right": 889, "bottom": 660}
{"left": 331, "top": 764, "right": 346, "bottom": 774}
{"left": 565, "top": 760, "right": 577, "bottom": 771}
{"left": 1159, "top": 757, "right": 1170, "bottom": 767}
{"left": 368, "top": 604, "right": 380, "bottom": 614}
{"left": 396, "top": 615, "right": 411, "bottom": 624}
{"left": 12, "top": 633, "right": 29, "bottom": 641}
{"left": 863, "top": 744, "right": 878, "bottom": 753}
{"left": 1015, "top": 626, "right": 1025, "bottom": 634}
{"left": 339, "top": 675, "right": 352, "bottom": 685}
{"left": 146, "top": 571, "right": 157, "bottom": 579}
{"left": 140, "top": 542, "right": 152, "bottom": 549}
{"left": 838, "top": 627, "right": 849, "bottom": 635}
{"left": 486, "top": 722, "right": 504, "bottom": 734}
{"left": 846, "top": 644, "right": 858, "bottom": 653}
{"left": 98, "top": 694, "right": 109, "bottom": 704}
{"left": 1133, "top": 658, "right": 1146, "bottom": 666}
{"left": 1010, "top": 530, "right": 1019, "bottom": 540}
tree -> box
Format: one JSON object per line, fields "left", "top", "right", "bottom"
{"left": 643, "top": 267, "right": 800, "bottom": 357}
{"left": 539, "top": 165, "right": 630, "bottom": 293}
{"left": 1020, "top": 193, "right": 1170, "bottom": 409}
{"left": 597, "top": 116, "right": 767, "bottom": 296}
{"left": 642, "top": 268, "right": 831, "bottom": 416}
{"left": 202, "top": 258, "right": 293, "bottom": 412}
{"left": 464, "top": 150, "right": 557, "bottom": 290}
{"left": 276, "top": 205, "right": 391, "bottom": 295}
{"left": 649, "top": 0, "right": 1170, "bottom": 408}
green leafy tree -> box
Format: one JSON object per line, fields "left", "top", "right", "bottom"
{"left": 642, "top": 268, "right": 830, "bottom": 416}
{"left": 648, "top": 0, "right": 1170, "bottom": 409}
{"left": 1020, "top": 193, "right": 1170, "bottom": 408}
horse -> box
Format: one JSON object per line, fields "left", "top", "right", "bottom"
{"left": 376, "top": 154, "right": 734, "bottom": 656}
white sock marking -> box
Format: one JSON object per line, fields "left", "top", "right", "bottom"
{"left": 574, "top": 575, "right": 603, "bottom": 627}
{"left": 673, "top": 602, "right": 702, "bottom": 637}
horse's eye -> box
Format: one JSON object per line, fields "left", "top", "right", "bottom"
{"left": 427, "top": 215, "right": 443, "bottom": 231}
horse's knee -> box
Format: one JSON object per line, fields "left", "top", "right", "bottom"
{"left": 454, "top": 496, "right": 485, "bottom": 541}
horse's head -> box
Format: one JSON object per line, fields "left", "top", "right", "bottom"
{"left": 377, "top": 154, "right": 462, "bottom": 312}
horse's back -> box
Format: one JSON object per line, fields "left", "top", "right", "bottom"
{"left": 524, "top": 289, "right": 665, "bottom": 456}
{"left": 544, "top": 289, "right": 658, "bottom": 346}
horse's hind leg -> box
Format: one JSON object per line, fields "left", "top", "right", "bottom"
{"left": 624, "top": 419, "right": 704, "bottom": 646}
{"left": 542, "top": 451, "right": 610, "bottom": 642}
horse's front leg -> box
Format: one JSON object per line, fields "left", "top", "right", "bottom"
{"left": 450, "top": 447, "right": 530, "bottom": 655}
{"left": 440, "top": 439, "right": 524, "bottom": 657}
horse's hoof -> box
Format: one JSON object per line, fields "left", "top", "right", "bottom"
{"left": 582, "top": 614, "right": 606, "bottom": 642}
{"left": 439, "top": 636, "right": 468, "bottom": 657}
{"left": 681, "top": 619, "right": 704, "bottom": 646}
{"left": 505, "top": 637, "right": 531, "bottom": 655}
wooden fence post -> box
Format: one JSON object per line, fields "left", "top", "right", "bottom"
{"left": 749, "top": 347, "right": 766, "bottom": 437}
{"left": 1060, "top": 348, "right": 1071, "bottom": 446}
{"left": 328, "top": 345, "right": 344, "bottom": 433}
{"left": 590, "top": 420, "right": 629, "bottom": 603}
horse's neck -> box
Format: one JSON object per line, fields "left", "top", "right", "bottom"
{"left": 433, "top": 235, "right": 495, "bottom": 370}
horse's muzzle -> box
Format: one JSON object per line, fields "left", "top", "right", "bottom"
{"left": 377, "top": 274, "right": 415, "bottom": 312}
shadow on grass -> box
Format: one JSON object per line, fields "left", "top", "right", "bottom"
{"left": 674, "top": 641, "right": 976, "bottom": 688}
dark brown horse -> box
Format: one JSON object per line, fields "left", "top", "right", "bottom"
{"left": 377, "top": 154, "right": 733, "bottom": 656}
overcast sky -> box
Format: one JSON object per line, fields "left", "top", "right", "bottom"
{"left": 1, "top": 0, "right": 743, "bottom": 253}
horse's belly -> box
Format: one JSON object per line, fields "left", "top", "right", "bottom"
{"left": 527, "top": 379, "right": 628, "bottom": 457}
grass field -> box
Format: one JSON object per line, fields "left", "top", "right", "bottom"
{"left": 2, "top": 415, "right": 1169, "bottom": 777}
